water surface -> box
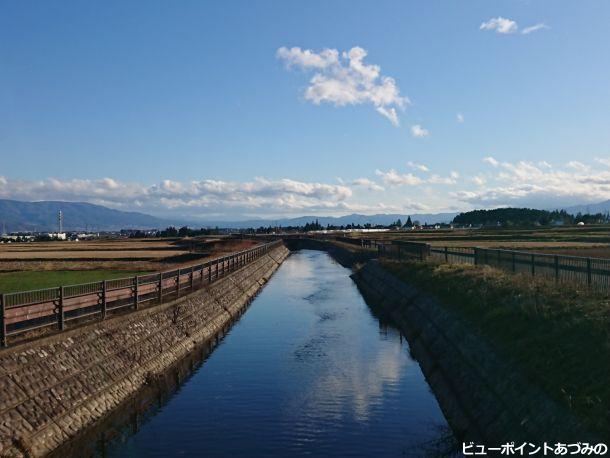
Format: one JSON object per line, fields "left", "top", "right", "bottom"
{"left": 109, "top": 250, "right": 453, "bottom": 457}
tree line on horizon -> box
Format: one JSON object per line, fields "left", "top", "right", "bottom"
{"left": 133, "top": 207, "right": 610, "bottom": 239}
{"left": 452, "top": 208, "right": 610, "bottom": 227}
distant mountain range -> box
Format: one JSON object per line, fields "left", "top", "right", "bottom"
{"left": 0, "top": 200, "right": 182, "bottom": 232}
{"left": 562, "top": 200, "right": 610, "bottom": 215}
{"left": 2, "top": 198, "right": 610, "bottom": 233}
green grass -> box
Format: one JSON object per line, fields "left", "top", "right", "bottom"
{"left": 0, "top": 270, "right": 147, "bottom": 293}
{"left": 382, "top": 259, "right": 610, "bottom": 439}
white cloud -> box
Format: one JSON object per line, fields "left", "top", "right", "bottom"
{"left": 276, "top": 47, "right": 339, "bottom": 69}
{"left": 454, "top": 159, "right": 610, "bottom": 208}
{"left": 566, "top": 161, "right": 589, "bottom": 172}
{"left": 480, "top": 17, "right": 518, "bottom": 34}
{"left": 352, "top": 178, "right": 385, "bottom": 192}
{"left": 406, "top": 161, "right": 429, "bottom": 172}
{"left": 376, "top": 168, "right": 458, "bottom": 187}
{"left": 428, "top": 174, "right": 457, "bottom": 185}
{"left": 410, "top": 124, "right": 429, "bottom": 138}
{"left": 480, "top": 17, "right": 549, "bottom": 35}
{"left": 277, "top": 46, "right": 409, "bottom": 126}
{"left": 522, "top": 23, "right": 549, "bottom": 35}
{"left": 595, "top": 157, "right": 610, "bottom": 167}
{"left": 483, "top": 156, "right": 500, "bottom": 167}
{"left": 456, "top": 113, "right": 464, "bottom": 123}
{"left": 375, "top": 169, "right": 423, "bottom": 186}
{"left": 0, "top": 176, "right": 355, "bottom": 217}
{"left": 471, "top": 175, "right": 487, "bottom": 186}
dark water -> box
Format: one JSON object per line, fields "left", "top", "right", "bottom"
{"left": 108, "top": 250, "right": 454, "bottom": 457}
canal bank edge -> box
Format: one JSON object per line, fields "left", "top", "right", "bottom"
{"left": 351, "top": 259, "right": 597, "bottom": 447}
{"left": 0, "top": 244, "right": 290, "bottom": 457}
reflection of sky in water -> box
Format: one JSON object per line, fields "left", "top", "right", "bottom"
{"left": 109, "top": 250, "right": 453, "bottom": 458}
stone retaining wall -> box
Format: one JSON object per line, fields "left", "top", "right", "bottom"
{"left": 0, "top": 245, "right": 289, "bottom": 457}
{"left": 352, "top": 260, "right": 595, "bottom": 446}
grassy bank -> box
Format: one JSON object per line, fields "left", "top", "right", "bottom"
{"left": 0, "top": 270, "right": 147, "bottom": 293}
{"left": 381, "top": 259, "right": 610, "bottom": 438}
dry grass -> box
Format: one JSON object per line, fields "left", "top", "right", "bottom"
{"left": 0, "top": 249, "right": 188, "bottom": 260}
{"left": 382, "top": 259, "right": 610, "bottom": 439}
{"left": 346, "top": 226, "right": 610, "bottom": 258}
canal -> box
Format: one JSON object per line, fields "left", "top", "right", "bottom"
{"left": 108, "top": 249, "right": 455, "bottom": 457}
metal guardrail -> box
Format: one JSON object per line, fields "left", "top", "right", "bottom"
{"left": 0, "top": 240, "right": 283, "bottom": 347}
{"left": 377, "top": 239, "right": 610, "bottom": 293}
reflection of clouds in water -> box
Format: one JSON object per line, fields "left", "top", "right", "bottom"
{"left": 285, "top": 250, "right": 412, "bottom": 426}
{"left": 281, "top": 252, "right": 315, "bottom": 280}
{"left": 310, "top": 343, "right": 408, "bottom": 422}
{"left": 289, "top": 332, "right": 410, "bottom": 425}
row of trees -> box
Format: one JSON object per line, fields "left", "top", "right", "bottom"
{"left": 148, "top": 217, "right": 424, "bottom": 238}
{"left": 452, "top": 208, "right": 610, "bottom": 227}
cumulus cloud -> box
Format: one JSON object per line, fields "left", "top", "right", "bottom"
{"left": 480, "top": 17, "right": 518, "bottom": 34}
{"left": 277, "top": 46, "right": 408, "bottom": 126}
{"left": 410, "top": 124, "right": 429, "bottom": 138}
{"left": 0, "top": 176, "right": 355, "bottom": 217}
{"left": 483, "top": 156, "right": 500, "bottom": 167}
{"left": 375, "top": 169, "right": 423, "bottom": 186}
{"left": 595, "top": 157, "right": 610, "bottom": 167}
{"left": 352, "top": 177, "right": 385, "bottom": 192}
{"left": 471, "top": 175, "right": 487, "bottom": 186}
{"left": 454, "top": 159, "right": 610, "bottom": 208}
{"left": 406, "top": 161, "right": 429, "bottom": 172}
{"left": 376, "top": 168, "right": 458, "bottom": 187}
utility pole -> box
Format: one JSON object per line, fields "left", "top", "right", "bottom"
{"left": 58, "top": 210, "right": 63, "bottom": 234}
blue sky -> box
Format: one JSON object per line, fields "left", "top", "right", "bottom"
{"left": 1, "top": 1, "right": 609, "bottom": 219}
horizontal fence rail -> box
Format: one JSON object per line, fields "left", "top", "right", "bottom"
{"left": 0, "top": 240, "right": 283, "bottom": 347}
{"left": 378, "top": 242, "right": 610, "bottom": 294}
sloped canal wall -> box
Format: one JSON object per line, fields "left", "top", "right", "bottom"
{"left": 0, "top": 245, "right": 289, "bottom": 457}
{"left": 351, "top": 260, "right": 595, "bottom": 446}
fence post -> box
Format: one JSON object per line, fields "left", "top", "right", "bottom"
{"left": 1, "top": 294, "right": 6, "bottom": 348}
{"left": 101, "top": 280, "right": 107, "bottom": 319}
{"left": 444, "top": 246, "right": 448, "bottom": 263}
{"left": 134, "top": 276, "right": 139, "bottom": 310}
{"left": 215, "top": 261, "right": 219, "bottom": 280}
{"left": 177, "top": 268, "right": 181, "bottom": 297}
{"left": 158, "top": 273, "right": 163, "bottom": 303}
{"left": 208, "top": 262, "right": 212, "bottom": 283}
{"left": 587, "top": 258, "right": 592, "bottom": 287}
{"left": 58, "top": 286, "right": 65, "bottom": 331}
{"left": 190, "top": 266, "right": 194, "bottom": 291}
{"left": 512, "top": 252, "right": 516, "bottom": 272}
{"left": 531, "top": 254, "right": 535, "bottom": 277}
{"left": 554, "top": 256, "right": 559, "bottom": 282}
{"left": 419, "top": 246, "right": 424, "bottom": 262}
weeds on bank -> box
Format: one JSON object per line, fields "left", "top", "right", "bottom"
{"left": 381, "top": 259, "right": 610, "bottom": 438}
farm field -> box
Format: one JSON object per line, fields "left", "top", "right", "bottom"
{"left": 347, "top": 225, "right": 610, "bottom": 258}
{"left": 0, "top": 270, "right": 146, "bottom": 294}
{"left": 0, "top": 237, "right": 261, "bottom": 293}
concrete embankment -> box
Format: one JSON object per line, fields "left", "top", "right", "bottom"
{"left": 0, "top": 244, "right": 289, "bottom": 457}
{"left": 351, "top": 260, "right": 596, "bottom": 446}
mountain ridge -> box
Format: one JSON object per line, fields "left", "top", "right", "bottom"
{"left": 2, "top": 198, "right": 609, "bottom": 232}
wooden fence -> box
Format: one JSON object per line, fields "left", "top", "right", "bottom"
{"left": 0, "top": 240, "right": 283, "bottom": 347}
